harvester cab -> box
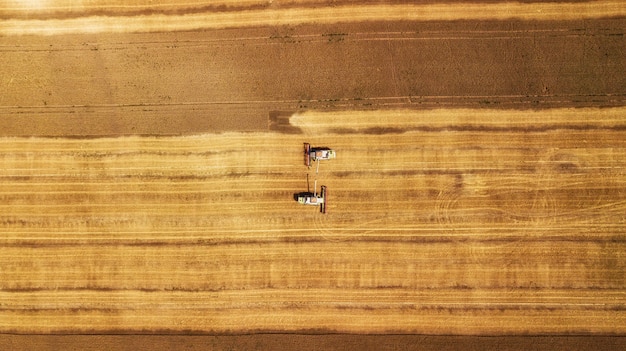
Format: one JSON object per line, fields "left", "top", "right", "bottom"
{"left": 295, "top": 184, "right": 327, "bottom": 214}
{"left": 304, "top": 143, "right": 336, "bottom": 168}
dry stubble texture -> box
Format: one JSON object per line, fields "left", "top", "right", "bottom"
{"left": 0, "top": 108, "right": 625, "bottom": 334}
{"left": 0, "top": 0, "right": 625, "bottom": 343}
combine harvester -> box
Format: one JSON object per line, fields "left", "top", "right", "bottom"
{"left": 297, "top": 143, "right": 334, "bottom": 213}
{"left": 295, "top": 179, "right": 327, "bottom": 214}
{"left": 304, "top": 143, "right": 336, "bottom": 171}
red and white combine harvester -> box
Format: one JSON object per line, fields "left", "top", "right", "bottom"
{"left": 304, "top": 143, "right": 336, "bottom": 169}
{"left": 295, "top": 182, "right": 327, "bottom": 214}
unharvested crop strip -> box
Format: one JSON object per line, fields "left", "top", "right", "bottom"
{"left": 1, "top": 1, "right": 625, "bottom": 35}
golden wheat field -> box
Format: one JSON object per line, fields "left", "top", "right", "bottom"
{"left": 1, "top": 0, "right": 625, "bottom": 348}
{"left": 1, "top": 107, "right": 625, "bottom": 334}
